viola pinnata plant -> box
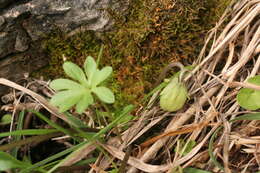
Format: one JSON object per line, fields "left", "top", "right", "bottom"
{"left": 50, "top": 56, "right": 115, "bottom": 113}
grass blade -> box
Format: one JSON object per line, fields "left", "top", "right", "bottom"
{"left": 28, "top": 110, "right": 74, "bottom": 138}
{"left": 11, "top": 111, "right": 25, "bottom": 158}
{"left": 230, "top": 113, "right": 260, "bottom": 122}
{"left": 0, "top": 129, "right": 59, "bottom": 138}
{"left": 208, "top": 127, "right": 224, "bottom": 171}
{"left": 47, "top": 105, "right": 134, "bottom": 173}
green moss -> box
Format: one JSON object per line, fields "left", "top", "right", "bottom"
{"left": 35, "top": 30, "right": 102, "bottom": 79}
{"left": 34, "top": 0, "right": 231, "bottom": 109}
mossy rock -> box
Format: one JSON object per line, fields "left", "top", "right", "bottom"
{"left": 35, "top": 0, "right": 232, "bottom": 109}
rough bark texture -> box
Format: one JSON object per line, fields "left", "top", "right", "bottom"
{"left": 0, "top": 0, "right": 128, "bottom": 95}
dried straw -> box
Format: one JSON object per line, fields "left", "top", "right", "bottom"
{"left": 99, "top": 0, "right": 260, "bottom": 172}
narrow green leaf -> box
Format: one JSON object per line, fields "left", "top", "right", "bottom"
{"left": 63, "top": 62, "right": 88, "bottom": 86}
{"left": 84, "top": 56, "right": 97, "bottom": 84}
{"left": 21, "top": 142, "right": 87, "bottom": 173}
{"left": 206, "top": 112, "right": 260, "bottom": 172}
{"left": 47, "top": 143, "right": 93, "bottom": 173}
{"left": 75, "top": 91, "right": 94, "bottom": 113}
{"left": 64, "top": 112, "right": 88, "bottom": 128}
{"left": 50, "top": 79, "right": 84, "bottom": 91}
{"left": 47, "top": 105, "right": 134, "bottom": 173}
{"left": 0, "top": 151, "right": 30, "bottom": 171}
{"left": 29, "top": 110, "right": 74, "bottom": 138}
{"left": 11, "top": 111, "right": 25, "bottom": 158}
{"left": 184, "top": 167, "right": 212, "bottom": 173}
{"left": 0, "top": 129, "right": 59, "bottom": 138}
{"left": 231, "top": 113, "right": 260, "bottom": 122}
{"left": 206, "top": 112, "right": 260, "bottom": 173}
{"left": 50, "top": 90, "right": 84, "bottom": 112}
{"left": 94, "top": 105, "right": 134, "bottom": 137}
{"left": 142, "top": 81, "right": 168, "bottom": 103}
{"left": 92, "top": 87, "right": 115, "bottom": 103}
{"left": 91, "top": 66, "right": 112, "bottom": 87}
{"left": 97, "top": 45, "right": 104, "bottom": 66}
{"left": 27, "top": 105, "right": 135, "bottom": 173}
{"left": 175, "top": 139, "right": 196, "bottom": 156}
{"left": 208, "top": 127, "right": 224, "bottom": 171}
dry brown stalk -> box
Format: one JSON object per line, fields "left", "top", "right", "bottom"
{"left": 118, "top": 0, "right": 260, "bottom": 172}
{"left": 0, "top": 78, "right": 70, "bottom": 123}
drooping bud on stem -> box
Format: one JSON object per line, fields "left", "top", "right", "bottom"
{"left": 159, "top": 63, "right": 188, "bottom": 112}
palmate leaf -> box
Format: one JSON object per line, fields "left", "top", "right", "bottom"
{"left": 91, "top": 66, "right": 112, "bottom": 87}
{"left": 63, "top": 62, "right": 88, "bottom": 86}
{"left": 92, "top": 86, "right": 115, "bottom": 103}
{"left": 84, "top": 56, "right": 97, "bottom": 84}
{"left": 75, "top": 91, "right": 94, "bottom": 113}
{"left": 49, "top": 56, "right": 115, "bottom": 113}
{"left": 50, "top": 79, "right": 84, "bottom": 91}
{"left": 237, "top": 75, "right": 260, "bottom": 110}
{"left": 50, "top": 89, "right": 85, "bottom": 112}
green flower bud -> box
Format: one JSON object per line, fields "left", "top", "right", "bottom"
{"left": 160, "top": 77, "right": 188, "bottom": 112}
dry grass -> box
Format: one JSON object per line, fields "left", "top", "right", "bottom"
{"left": 0, "top": 0, "right": 259, "bottom": 172}
{"left": 96, "top": 0, "right": 260, "bottom": 172}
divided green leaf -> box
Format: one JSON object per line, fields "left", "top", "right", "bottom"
{"left": 63, "top": 62, "right": 88, "bottom": 86}
{"left": 84, "top": 56, "right": 97, "bottom": 84}
{"left": 50, "top": 90, "right": 85, "bottom": 112}
{"left": 50, "top": 79, "right": 84, "bottom": 91}
{"left": 75, "top": 91, "right": 94, "bottom": 113}
{"left": 50, "top": 56, "right": 115, "bottom": 113}
{"left": 92, "top": 87, "right": 115, "bottom": 103}
{"left": 91, "top": 67, "right": 112, "bottom": 87}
